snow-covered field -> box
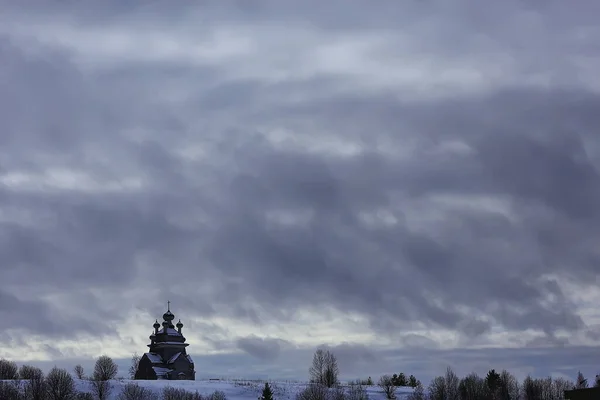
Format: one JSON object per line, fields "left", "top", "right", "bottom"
{"left": 69, "top": 379, "right": 415, "bottom": 400}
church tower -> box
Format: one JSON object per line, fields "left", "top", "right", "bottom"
{"left": 135, "top": 302, "right": 195, "bottom": 380}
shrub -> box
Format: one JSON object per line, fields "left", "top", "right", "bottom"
{"left": 406, "top": 383, "right": 426, "bottom": 400}
{"left": 0, "top": 358, "right": 19, "bottom": 380}
{"left": 73, "top": 365, "right": 85, "bottom": 380}
{"left": 378, "top": 375, "right": 396, "bottom": 400}
{"left": 296, "top": 384, "right": 329, "bottom": 400}
{"left": 347, "top": 383, "right": 368, "bottom": 400}
{"left": 207, "top": 390, "right": 227, "bottom": 400}
{"left": 45, "top": 367, "right": 76, "bottom": 400}
{"left": 329, "top": 386, "right": 345, "bottom": 400}
{"left": 118, "top": 382, "right": 158, "bottom": 400}
{"left": 162, "top": 386, "right": 203, "bottom": 400}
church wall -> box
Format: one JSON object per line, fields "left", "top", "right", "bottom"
{"left": 171, "top": 355, "right": 195, "bottom": 380}
{"left": 134, "top": 355, "right": 158, "bottom": 380}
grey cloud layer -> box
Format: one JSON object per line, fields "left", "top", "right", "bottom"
{"left": 1, "top": 0, "right": 600, "bottom": 381}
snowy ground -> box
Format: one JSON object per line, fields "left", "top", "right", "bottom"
{"left": 70, "top": 379, "right": 416, "bottom": 400}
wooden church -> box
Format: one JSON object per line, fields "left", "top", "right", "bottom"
{"left": 135, "top": 303, "right": 196, "bottom": 380}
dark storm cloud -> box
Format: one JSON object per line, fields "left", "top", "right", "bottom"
{"left": 236, "top": 336, "right": 292, "bottom": 360}
{"left": 1, "top": 0, "right": 599, "bottom": 382}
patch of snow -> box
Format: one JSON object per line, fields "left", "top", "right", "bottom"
{"left": 152, "top": 367, "right": 172, "bottom": 377}
{"left": 155, "top": 341, "right": 188, "bottom": 345}
{"left": 145, "top": 353, "right": 163, "bottom": 363}
{"left": 3, "top": 379, "right": 415, "bottom": 400}
{"left": 158, "top": 328, "right": 182, "bottom": 335}
{"left": 80, "top": 379, "right": 414, "bottom": 400}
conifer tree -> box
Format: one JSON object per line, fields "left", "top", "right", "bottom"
{"left": 262, "top": 382, "right": 274, "bottom": 400}
{"left": 575, "top": 371, "right": 587, "bottom": 389}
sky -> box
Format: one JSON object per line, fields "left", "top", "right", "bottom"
{"left": 1, "top": 0, "right": 600, "bottom": 386}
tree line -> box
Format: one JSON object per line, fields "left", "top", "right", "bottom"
{"left": 2, "top": 350, "right": 599, "bottom": 400}
{"left": 302, "top": 348, "right": 600, "bottom": 400}
{"left": 0, "top": 355, "right": 118, "bottom": 399}
{"left": 0, "top": 356, "right": 230, "bottom": 400}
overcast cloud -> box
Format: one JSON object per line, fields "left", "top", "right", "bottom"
{"left": 1, "top": 0, "right": 599, "bottom": 384}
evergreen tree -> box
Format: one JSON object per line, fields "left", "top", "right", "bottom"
{"left": 408, "top": 375, "right": 420, "bottom": 388}
{"left": 485, "top": 369, "right": 501, "bottom": 394}
{"left": 367, "top": 376, "right": 373, "bottom": 385}
{"left": 575, "top": 371, "right": 588, "bottom": 388}
{"left": 262, "top": 382, "right": 274, "bottom": 400}
{"left": 396, "top": 373, "right": 407, "bottom": 387}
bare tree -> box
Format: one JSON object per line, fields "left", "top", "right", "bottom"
{"left": 128, "top": 354, "right": 141, "bottom": 380}
{"left": 309, "top": 350, "right": 326, "bottom": 385}
{"left": 19, "top": 364, "right": 43, "bottom": 380}
{"left": 91, "top": 355, "right": 117, "bottom": 400}
{"left": 323, "top": 351, "right": 339, "bottom": 388}
{"left": 23, "top": 366, "right": 46, "bottom": 400}
{"left": 117, "top": 382, "right": 158, "bottom": 400}
{"left": 91, "top": 380, "right": 112, "bottom": 400}
{"left": 0, "top": 358, "right": 19, "bottom": 380}
{"left": 309, "top": 349, "right": 339, "bottom": 388}
{"left": 552, "top": 377, "right": 573, "bottom": 399}
{"left": 0, "top": 380, "right": 22, "bottom": 399}
{"left": 406, "top": 383, "right": 426, "bottom": 400}
{"left": 378, "top": 375, "right": 396, "bottom": 400}
{"left": 538, "top": 377, "right": 554, "bottom": 399}
{"left": 45, "top": 367, "right": 76, "bottom": 400}
{"left": 93, "top": 355, "right": 118, "bottom": 381}
{"left": 522, "top": 376, "right": 542, "bottom": 400}
{"left": 459, "top": 373, "right": 486, "bottom": 400}
{"left": 444, "top": 367, "right": 460, "bottom": 400}
{"left": 74, "top": 365, "right": 85, "bottom": 380}
{"left": 498, "top": 369, "right": 520, "bottom": 400}
{"left": 428, "top": 376, "right": 447, "bottom": 400}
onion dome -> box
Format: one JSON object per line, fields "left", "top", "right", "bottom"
{"left": 163, "top": 310, "right": 175, "bottom": 322}
{"left": 153, "top": 319, "right": 160, "bottom": 329}
{"left": 176, "top": 319, "right": 183, "bottom": 329}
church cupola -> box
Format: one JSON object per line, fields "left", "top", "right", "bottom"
{"left": 153, "top": 319, "right": 160, "bottom": 334}
{"left": 163, "top": 301, "right": 175, "bottom": 328}
{"left": 176, "top": 319, "right": 183, "bottom": 333}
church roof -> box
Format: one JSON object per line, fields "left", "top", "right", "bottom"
{"left": 167, "top": 352, "right": 182, "bottom": 364}
{"left": 146, "top": 353, "right": 163, "bottom": 364}
{"left": 152, "top": 366, "right": 172, "bottom": 377}
{"left": 157, "top": 327, "right": 182, "bottom": 336}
